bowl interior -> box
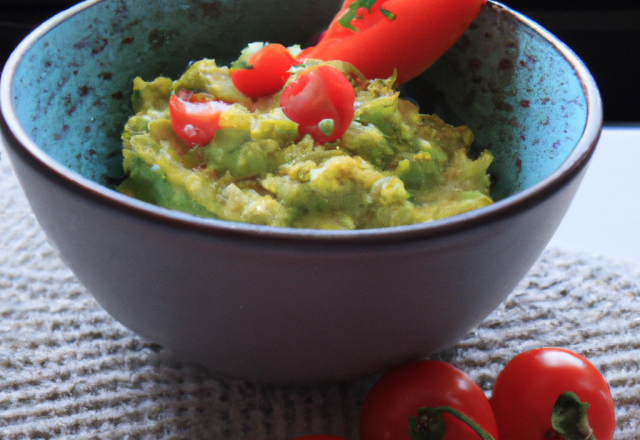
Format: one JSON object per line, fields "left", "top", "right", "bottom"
{"left": 9, "top": 0, "right": 588, "bottom": 203}
{"left": 407, "top": 5, "right": 588, "bottom": 200}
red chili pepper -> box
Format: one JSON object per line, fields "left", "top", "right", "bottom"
{"left": 169, "top": 90, "right": 231, "bottom": 147}
{"left": 298, "top": 0, "right": 486, "bottom": 85}
{"left": 280, "top": 65, "right": 355, "bottom": 144}
{"left": 230, "top": 44, "right": 300, "bottom": 98}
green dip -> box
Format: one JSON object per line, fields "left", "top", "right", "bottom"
{"left": 117, "top": 54, "right": 493, "bottom": 229}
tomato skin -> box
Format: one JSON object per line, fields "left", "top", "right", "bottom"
{"left": 490, "top": 348, "right": 615, "bottom": 440}
{"left": 231, "top": 44, "right": 299, "bottom": 98}
{"left": 298, "top": 0, "right": 486, "bottom": 85}
{"left": 359, "top": 360, "right": 499, "bottom": 440}
{"left": 168, "top": 92, "right": 230, "bottom": 147}
{"left": 280, "top": 65, "right": 355, "bottom": 144}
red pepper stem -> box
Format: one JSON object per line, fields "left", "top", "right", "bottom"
{"left": 409, "top": 406, "right": 495, "bottom": 440}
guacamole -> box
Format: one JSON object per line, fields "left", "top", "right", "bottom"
{"left": 117, "top": 51, "right": 493, "bottom": 230}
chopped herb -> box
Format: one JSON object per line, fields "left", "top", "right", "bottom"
{"left": 318, "top": 119, "right": 335, "bottom": 136}
{"left": 380, "top": 8, "right": 396, "bottom": 21}
{"left": 338, "top": 0, "right": 395, "bottom": 32}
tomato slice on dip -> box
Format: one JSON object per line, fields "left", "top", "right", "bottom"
{"left": 280, "top": 64, "right": 355, "bottom": 144}
{"left": 169, "top": 90, "right": 231, "bottom": 147}
{"left": 231, "top": 43, "right": 300, "bottom": 98}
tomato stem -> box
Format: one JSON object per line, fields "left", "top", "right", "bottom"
{"left": 408, "top": 406, "right": 495, "bottom": 440}
{"left": 551, "top": 392, "right": 597, "bottom": 440}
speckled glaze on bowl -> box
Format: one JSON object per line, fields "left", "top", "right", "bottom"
{"left": 1, "top": 0, "right": 601, "bottom": 384}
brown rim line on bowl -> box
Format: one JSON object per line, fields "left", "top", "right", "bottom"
{"left": 1, "top": 0, "right": 602, "bottom": 384}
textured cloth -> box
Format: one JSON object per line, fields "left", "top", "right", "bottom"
{"left": 1, "top": 145, "right": 640, "bottom": 439}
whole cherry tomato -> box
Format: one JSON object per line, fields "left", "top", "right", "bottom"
{"left": 291, "top": 436, "right": 350, "bottom": 440}
{"left": 231, "top": 44, "right": 299, "bottom": 98}
{"left": 169, "top": 90, "right": 230, "bottom": 147}
{"left": 490, "top": 348, "right": 615, "bottom": 440}
{"left": 360, "top": 361, "right": 499, "bottom": 440}
{"left": 280, "top": 64, "right": 355, "bottom": 144}
{"left": 298, "top": 0, "right": 486, "bottom": 85}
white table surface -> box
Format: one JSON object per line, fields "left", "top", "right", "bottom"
{"left": 549, "top": 125, "right": 640, "bottom": 265}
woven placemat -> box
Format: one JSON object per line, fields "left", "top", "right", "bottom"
{"left": 1, "top": 145, "right": 639, "bottom": 439}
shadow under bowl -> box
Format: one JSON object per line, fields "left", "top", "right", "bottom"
{"left": 1, "top": 0, "right": 601, "bottom": 384}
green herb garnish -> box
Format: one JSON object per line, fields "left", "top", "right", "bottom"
{"left": 338, "top": 0, "right": 395, "bottom": 32}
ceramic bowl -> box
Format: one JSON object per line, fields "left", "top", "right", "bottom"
{"left": 1, "top": 0, "right": 601, "bottom": 384}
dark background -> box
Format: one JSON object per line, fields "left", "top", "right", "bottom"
{"left": 2, "top": 0, "right": 638, "bottom": 122}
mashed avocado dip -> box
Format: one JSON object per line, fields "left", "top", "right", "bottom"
{"left": 117, "top": 50, "right": 493, "bottom": 230}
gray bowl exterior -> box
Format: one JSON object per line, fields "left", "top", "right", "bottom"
{"left": 4, "top": 150, "right": 587, "bottom": 383}
{"left": 1, "top": 0, "right": 601, "bottom": 384}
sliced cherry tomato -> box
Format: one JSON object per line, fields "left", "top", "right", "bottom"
{"left": 169, "top": 90, "right": 230, "bottom": 147}
{"left": 360, "top": 361, "right": 499, "bottom": 440}
{"left": 231, "top": 44, "right": 299, "bottom": 98}
{"left": 298, "top": 0, "right": 486, "bottom": 85}
{"left": 490, "top": 348, "right": 615, "bottom": 440}
{"left": 280, "top": 65, "right": 355, "bottom": 144}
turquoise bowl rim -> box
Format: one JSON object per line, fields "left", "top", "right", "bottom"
{"left": 1, "top": 0, "right": 602, "bottom": 242}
